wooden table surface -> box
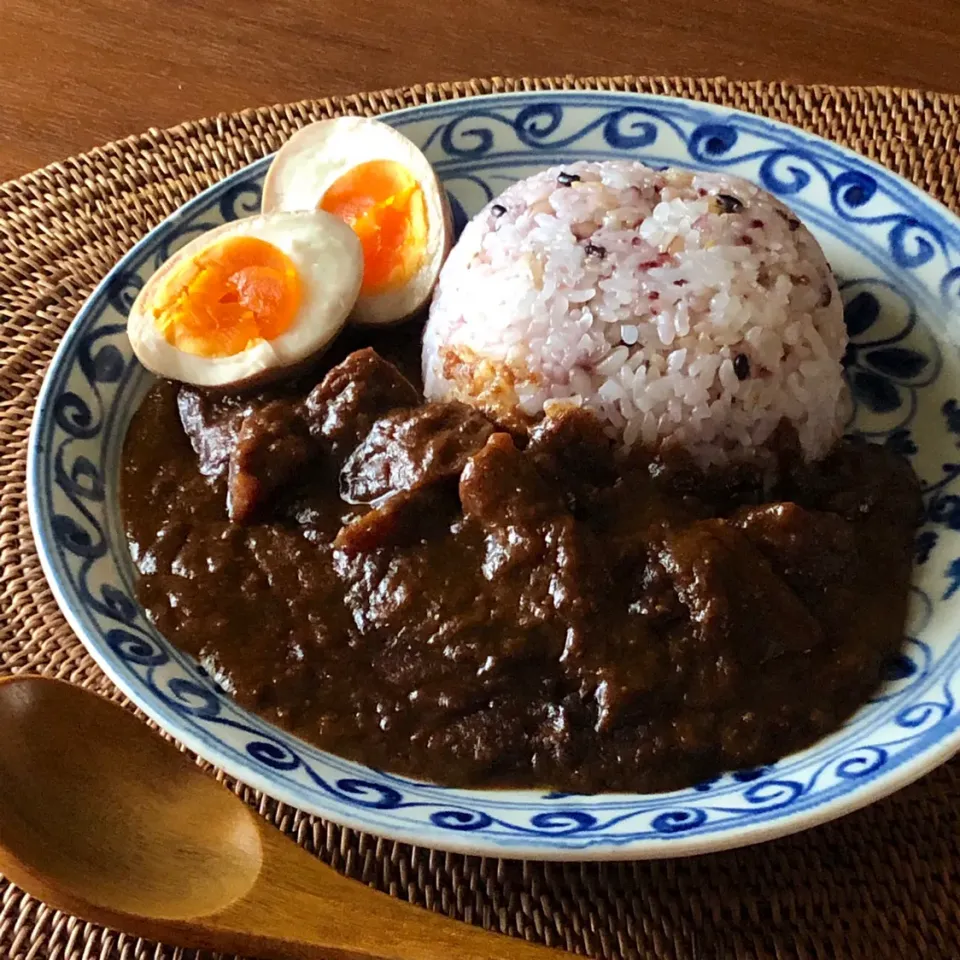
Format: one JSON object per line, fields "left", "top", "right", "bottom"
{"left": 2, "top": 0, "right": 958, "bottom": 183}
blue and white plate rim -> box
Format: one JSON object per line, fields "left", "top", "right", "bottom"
{"left": 26, "top": 88, "right": 960, "bottom": 860}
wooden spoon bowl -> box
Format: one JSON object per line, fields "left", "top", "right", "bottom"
{"left": 0, "top": 676, "right": 564, "bottom": 960}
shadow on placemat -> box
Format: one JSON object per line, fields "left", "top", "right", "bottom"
{"left": 1, "top": 76, "right": 958, "bottom": 960}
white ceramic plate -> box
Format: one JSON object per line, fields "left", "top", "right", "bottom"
{"left": 28, "top": 91, "right": 960, "bottom": 859}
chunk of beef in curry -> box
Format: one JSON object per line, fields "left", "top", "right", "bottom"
{"left": 121, "top": 345, "right": 922, "bottom": 793}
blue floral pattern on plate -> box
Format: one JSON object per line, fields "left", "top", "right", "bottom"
{"left": 28, "top": 92, "right": 960, "bottom": 859}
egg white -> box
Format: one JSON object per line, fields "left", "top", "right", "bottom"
{"left": 262, "top": 117, "right": 452, "bottom": 326}
{"left": 127, "top": 211, "right": 363, "bottom": 388}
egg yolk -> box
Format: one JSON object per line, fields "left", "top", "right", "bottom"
{"left": 319, "top": 160, "right": 427, "bottom": 296}
{"left": 152, "top": 236, "right": 302, "bottom": 358}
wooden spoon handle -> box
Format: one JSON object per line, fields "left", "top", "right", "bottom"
{"left": 191, "top": 827, "right": 569, "bottom": 960}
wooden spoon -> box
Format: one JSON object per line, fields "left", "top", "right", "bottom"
{"left": 0, "top": 675, "right": 565, "bottom": 960}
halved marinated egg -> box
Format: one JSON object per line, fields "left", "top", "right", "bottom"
{"left": 127, "top": 211, "right": 363, "bottom": 388}
{"left": 262, "top": 117, "right": 452, "bottom": 326}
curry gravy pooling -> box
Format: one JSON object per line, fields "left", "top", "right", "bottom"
{"left": 120, "top": 327, "right": 921, "bottom": 793}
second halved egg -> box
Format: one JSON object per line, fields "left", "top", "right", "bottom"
{"left": 262, "top": 117, "right": 452, "bottom": 326}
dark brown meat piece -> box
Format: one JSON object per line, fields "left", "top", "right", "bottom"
{"left": 334, "top": 488, "right": 442, "bottom": 556}
{"left": 731, "top": 498, "right": 913, "bottom": 686}
{"left": 177, "top": 386, "right": 250, "bottom": 478}
{"left": 340, "top": 402, "right": 494, "bottom": 504}
{"left": 221, "top": 349, "right": 422, "bottom": 522}
{"left": 731, "top": 502, "right": 859, "bottom": 606}
{"left": 655, "top": 519, "right": 825, "bottom": 678}
{"left": 304, "top": 348, "right": 419, "bottom": 462}
{"left": 226, "top": 401, "right": 315, "bottom": 523}
{"left": 460, "top": 433, "right": 592, "bottom": 626}
{"left": 422, "top": 699, "right": 537, "bottom": 778}
{"left": 459, "top": 432, "right": 564, "bottom": 524}
{"left": 527, "top": 408, "right": 616, "bottom": 514}
{"left": 589, "top": 644, "right": 663, "bottom": 732}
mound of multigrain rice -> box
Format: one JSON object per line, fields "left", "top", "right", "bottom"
{"left": 422, "top": 161, "right": 848, "bottom": 465}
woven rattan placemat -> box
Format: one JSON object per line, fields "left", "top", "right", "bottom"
{"left": 1, "top": 76, "right": 959, "bottom": 960}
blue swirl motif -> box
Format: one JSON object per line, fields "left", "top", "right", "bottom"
{"left": 105, "top": 628, "right": 166, "bottom": 666}
{"left": 248, "top": 739, "right": 301, "bottom": 771}
{"left": 106, "top": 270, "right": 143, "bottom": 316}
{"left": 430, "top": 809, "right": 494, "bottom": 831}
{"left": 40, "top": 94, "right": 960, "bottom": 848}
{"left": 651, "top": 808, "right": 709, "bottom": 834}
{"left": 687, "top": 123, "right": 739, "bottom": 162}
{"left": 161, "top": 677, "right": 224, "bottom": 719}
{"left": 218, "top": 180, "right": 263, "bottom": 221}
{"left": 832, "top": 170, "right": 877, "bottom": 212}
{"left": 433, "top": 104, "right": 664, "bottom": 159}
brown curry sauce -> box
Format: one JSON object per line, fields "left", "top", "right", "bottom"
{"left": 121, "top": 327, "right": 921, "bottom": 793}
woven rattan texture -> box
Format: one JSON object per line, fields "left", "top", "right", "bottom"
{"left": 1, "top": 76, "right": 959, "bottom": 960}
